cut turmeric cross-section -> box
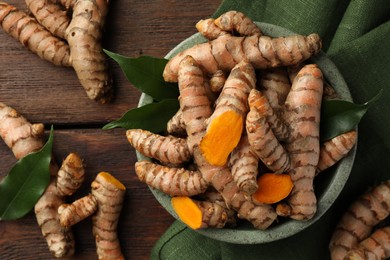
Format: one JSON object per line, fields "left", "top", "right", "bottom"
{"left": 200, "top": 110, "right": 243, "bottom": 166}
{"left": 252, "top": 173, "right": 293, "bottom": 204}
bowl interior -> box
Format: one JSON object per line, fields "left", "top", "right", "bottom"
{"left": 136, "top": 22, "right": 357, "bottom": 244}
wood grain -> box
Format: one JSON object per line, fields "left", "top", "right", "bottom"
{"left": 0, "top": 1, "right": 220, "bottom": 259}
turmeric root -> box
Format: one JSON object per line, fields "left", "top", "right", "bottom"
{"left": 179, "top": 56, "right": 277, "bottom": 229}
{"left": 135, "top": 160, "right": 209, "bottom": 196}
{"left": 56, "top": 152, "right": 85, "bottom": 196}
{"left": 59, "top": 172, "right": 125, "bottom": 260}
{"left": 91, "top": 172, "right": 125, "bottom": 260}
{"left": 329, "top": 181, "right": 390, "bottom": 260}
{"left": 126, "top": 129, "right": 191, "bottom": 165}
{"left": 200, "top": 60, "right": 256, "bottom": 166}
{"left": 58, "top": 194, "right": 97, "bottom": 227}
{"left": 172, "top": 196, "right": 228, "bottom": 229}
{"left": 0, "top": 2, "right": 71, "bottom": 66}
{"left": 196, "top": 11, "right": 260, "bottom": 41}
{"left": 35, "top": 152, "right": 85, "bottom": 258}
{"left": 317, "top": 130, "right": 357, "bottom": 174}
{"left": 252, "top": 173, "right": 293, "bottom": 204}
{"left": 277, "top": 64, "right": 323, "bottom": 220}
{"left": 25, "top": 0, "right": 70, "bottom": 39}
{"left": 163, "top": 18, "right": 322, "bottom": 82}
{"left": 0, "top": 102, "right": 80, "bottom": 257}
{"left": 0, "top": 102, "right": 45, "bottom": 159}
{"left": 177, "top": 55, "right": 213, "bottom": 153}
{"left": 229, "top": 132, "right": 259, "bottom": 194}
{"left": 258, "top": 68, "right": 291, "bottom": 115}
{"left": 246, "top": 89, "right": 291, "bottom": 173}
{"left": 166, "top": 109, "right": 186, "bottom": 136}
{"left": 344, "top": 226, "right": 390, "bottom": 260}
{"left": 65, "top": 0, "right": 113, "bottom": 103}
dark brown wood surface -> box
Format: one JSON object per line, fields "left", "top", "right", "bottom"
{"left": 0, "top": 1, "right": 220, "bottom": 259}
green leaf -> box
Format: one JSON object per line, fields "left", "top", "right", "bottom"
{"left": 0, "top": 126, "right": 54, "bottom": 220}
{"left": 103, "top": 99, "right": 180, "bottom": 133}
{"left": 321, "top": 90, "right": 382, "bottom": 141}
{"left": 104, "top": 50, "right": 179, "bottom": 101}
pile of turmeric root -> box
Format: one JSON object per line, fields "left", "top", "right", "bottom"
{"left": 0, "top": 102, "right": 125, "bottom": 259}
{"left": 0, "top": 0, "right": 113, "bottom": 103}
{"left": 127, "top": 11, "right": 358, "bottom": 230}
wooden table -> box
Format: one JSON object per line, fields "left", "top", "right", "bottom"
{"left": 0, "top": 1, "right": 220, "bottom": 259}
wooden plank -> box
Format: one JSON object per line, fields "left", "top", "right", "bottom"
{"left": 0, "top": 129, "right": 174, "bottom": 259}
{"left": 0, "top": 0, "right": 219, "bottom": 125}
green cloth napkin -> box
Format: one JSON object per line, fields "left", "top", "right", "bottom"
{"left": 152, "top": 0, "right": 390, "bottom": 259}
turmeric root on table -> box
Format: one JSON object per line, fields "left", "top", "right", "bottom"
{"left": 0, "top": 102, "right": 83, "bottom": 257}
{"left": 35, "top": 152, "right": 85, "bottom": 258}
{"left": 25, "top": 0, "right": 70, "bottom": 39}
{"left": 200, "top": 60, "right": 256, "bottom": 166}
{"left": 0, "top": 102, "right": 45, "bottom": 159}
{"left": 276, "top": 64, "right": 323, "bottom": 220}
{"left": 0, "top": 2, "right": 71, "bottom": 66}
{"left": 329, "top": 180, "right": 390, "bottom": 260}
{"left": 65, "top": 0, "right": 113, "bottom": 103}
{"left": 59, "top": 172, "right": 126, "bottom": 260}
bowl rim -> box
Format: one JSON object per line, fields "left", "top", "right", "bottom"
{"left": 136, "top": 22, "right": 357, "bottom": 244}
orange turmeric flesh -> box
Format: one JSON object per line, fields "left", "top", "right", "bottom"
{"left": 172, "top": 196, "right": 203, "bottom": 230}
{"left": 200, "top": 110, "right": 243, "bottom": 166}
{"left": 252, "top": 173, "right": 293, "bottom": 204}
{"left": 98, "top": 172, "right": 126, "bottom": 191}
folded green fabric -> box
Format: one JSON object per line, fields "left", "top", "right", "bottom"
{"left": 152, "top": 0, "right": 390, "bottom": 259}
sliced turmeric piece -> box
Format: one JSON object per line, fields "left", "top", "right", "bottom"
{"left": 172, "top": 196, "right": 228, "bottom": 229}
{"left": 252, "top": 173, "right": 293, "bottom": 204}
{"left": 200, "top": 61, "right": 256, "bottom": 166}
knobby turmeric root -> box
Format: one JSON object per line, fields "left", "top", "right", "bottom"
{"left": 126, "top": 129, "right": 191, "bottom": 165}
{"left": 65, "top": 0, "right": 113, "bottom": 103}
{"left": 135, "top": 160, "right": 209, "bottom": 197}
{"left": 25, "top": 0, "right": 70, "bottom": 39}
{"left": 277, "top": 64, "right": 323, "bottom": 220}
{"left": 229, "top": 133, "right": 259, "bottom": 194}
{"left": 329, "top": 180, "right": 390, "bottom": 260}
{"left": 317, "top": 130, "right": 357, "bottom": 174}
{"left": 200, "top": 60, "right": 256, "bottom": 166}
{"left": 0, "top": 102, "right": 84, "bottom": 257}
{"left": 34, "top": 152, "right": 85, "bottom": 258}
{"left": 343, "top": 226, "right": 390, "bottom": 260}
{"left": 246, "top": 88, "right": 291, "bottom": 173}
{"left": 0, "top": 2, "right": 71, "bottom": 66}
{"left": 163, "top": 13, "right": 321, "bottom": 82}
{"left": 0, "top": 102, "right": 45, "bottom": 159}
{"left": 172, "top": 196, "right": 228, "bottom": 229}
{"left": 58, "top": 172, "right": 126, "bottom": 260}
{"left": 196, "top": 11, "right": 261, "bottom": 41}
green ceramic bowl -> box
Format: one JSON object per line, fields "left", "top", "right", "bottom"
{"left": 136, "top": 22, "right": 357, "bottom": 244}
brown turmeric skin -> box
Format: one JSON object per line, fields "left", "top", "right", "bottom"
{"left": 0, "top": 102, "right": 45, "bottom": 159}
{"left": 343, "top": 226, "right": 390, "bottom": 260}
{"left": 135, "top": 160, "right": 209, "bottom": 197}
{"left": 25, "top": 0, "right": 70, "bottom": 39}
{"left": 0, "top": 2, "right": 71, "bottom": 66}
{"left": 126, "top": 129, "right": 191, "bottom": 165}
{"left": 65, "top": 0, "right": 113, "bottom": 103}
{"left": 163, "top": 31, "right": 321, "bottom": 82}
{"left": 278, "top": 64, "right": 323, "bottom": 220}
{"left": 329, "top": 181, "right": 390, "bottom": 260}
